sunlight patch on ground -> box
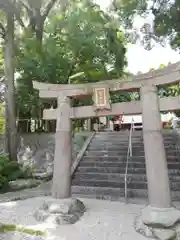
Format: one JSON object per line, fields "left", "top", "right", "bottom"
{"left": 0, "top": 201, "right": 17, "bottom": 207}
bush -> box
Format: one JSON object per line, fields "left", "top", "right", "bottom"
{"left": 0, "top": 104, "right": 5, "bottom": 135}
{"left": 0, "top": 155, "right": 33, "bottom": 191}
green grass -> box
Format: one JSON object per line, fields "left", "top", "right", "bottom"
{"left": 0, "top": 223, "right": 47, "bottom": 236}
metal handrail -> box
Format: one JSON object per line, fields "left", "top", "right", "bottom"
{"left": 124, "top": 118, "right": 134, "bottom": 203}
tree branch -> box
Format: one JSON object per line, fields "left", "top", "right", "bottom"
{"left": 42, "top": 0, "right": 57, "bottom": 20}
{"left": 14, "top": 14, "right": 25, "bottom": 28}
{"left": 66, "top": 62, "right": 76, "bottom": 83}
{"left": 0, "top": 0, "right": 25, "bottom": 28}
{"left": 0, "top": 22, "right": 5, "bottom": 38}
{"left": 19, "top": 0, "right": 39, "bottom": 33}
{"left": 19, "top": 0, "right": 33, "bottom": 18}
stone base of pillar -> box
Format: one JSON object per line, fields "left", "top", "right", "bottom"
{"left": 135, "top": 206, "right": 180, "bottom": 240}
{"left": 34, "top": 198, "right": 85, "bottom": 225}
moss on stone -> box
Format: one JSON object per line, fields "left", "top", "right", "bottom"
{"left": 0, "top": 223, "right": 47, "bottom": 236}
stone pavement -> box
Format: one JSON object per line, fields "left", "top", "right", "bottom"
{"left": 0, "top": 197, "right": 153, "bottom": 240}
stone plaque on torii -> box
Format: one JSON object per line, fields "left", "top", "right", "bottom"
{"left": 93, "top": 87, "right": 111, "bottom": 111}
{"left": 33, "top": 61, "right": 180, "bottom": 240}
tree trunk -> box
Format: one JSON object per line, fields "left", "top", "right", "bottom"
{"left": 4, "top": 11, "right": 17, "bottom": 161}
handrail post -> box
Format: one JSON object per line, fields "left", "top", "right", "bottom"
{"left": 124, "top": 118, "right": 134, "bottom": 203}
{"left": 130, "top": 134, "right": 132, "bottom": 157}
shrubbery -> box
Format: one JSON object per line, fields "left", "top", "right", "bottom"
{"left": 0, "top": 104, "right": 5, "bottom": 135}
{"left": 0, "top": 155, "right": 32, "bottom": 191}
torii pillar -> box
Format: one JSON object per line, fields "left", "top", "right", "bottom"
{"left": 52, "top": 96, "right": 72, "bottom": 198}
{"left": 141, "top": 85, "right": 171, "bottom": 208}
{"left": 135, "top": 85, "right": 180, "bottom": 240}
{"left": 34, "top": 92, "right": 85, "bottom": 225}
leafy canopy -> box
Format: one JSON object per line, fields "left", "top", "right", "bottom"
{"left": 16, "top": 0, "right": 128, "bottom": 117}
{"left": 111, "top": 0, "right": 180, "bottom": 51}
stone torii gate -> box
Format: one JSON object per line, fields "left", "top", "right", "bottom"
{"left": 34, "top": 62, "right": 180, "bottom": 239}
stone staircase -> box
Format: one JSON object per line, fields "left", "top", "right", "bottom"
{"left": 72, "top": 130, "right": 180, "bottom": 201}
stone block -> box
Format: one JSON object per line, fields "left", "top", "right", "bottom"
{"left": 135, "top": 206, "right": 180, "bottom": 240}
{"left": 153, "top": 229, "right": 176, "bottom": 240}
{"left": 34, "top": 198, "right": 85, "bottom": 225}
{"left": 141, "top": 206, "right": 180, "bottom": 228}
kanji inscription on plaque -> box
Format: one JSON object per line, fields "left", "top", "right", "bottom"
{"left": 93, "top": 87, "right": 110, "bottom": 110}
{"left": 96, "top": 88, "right": 106, "bottom": 106}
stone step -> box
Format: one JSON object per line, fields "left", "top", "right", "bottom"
{"left": 88, "top": 146, "right": 136, "bottom": 150}
{"left": 133, "top": 149, "right": 179, "bottom": 154}
{"left": 79, "top": 161, "right": 134, "bottom": 168}
{"left": 90, "top": 141, "right": 177, "bottom": 147}
{"left": 91, "top": 139, "right": 177, "bottom": 145}
{"left": 92, "top": 134, "right": 131, "bottom": 137}
{"left": 82, "top": 155, "right": 180, "bottom": 162}
{"left": 166, "top": 136, "right": 180, "bottom": 139}
{"left": 72, "top": 130, "right": 180, "bottom": 202}
{"left": 94, "top": 132, "right": 176, "bottom": 136}
{"left": 76, "top": 166, "right": 144, "bottom": 174}
{"left": 91, "top": 139, "right": 177, "bottom": 144}
{"left": 91, "top": 145, "right": 177, "bottom": 150}
{"left": 73, "top": 172, "right": 133, "bottom": 181}
{"left": 73, "top": 172, "right": 180, "bottom": 182}
{"left": 91, "top": 139, "right": 141, "bottom": 144}
{"left": 94, "top": 134, "right": 141, "bottom": 137}
{"left": 88, "top": 145, "right": 177, "bottom": 152}
{"left": 85, "top": 149, "right": 179, "bottom": 157}
{"left": 89, "top": 142, "right": 144, "bottom": 146}
{"left": 95, "top": 132, "right": 133, "bottom": 135}
{"left": 93, "top": 135, "right": 177, "bottom": 140}
{"left": 71, "top": 185, "right": 145, "bottom": 200}
{"left": 76, "top": 166, "right": 180, "bottom": 175}
{"left": 72, "top": 178, "right": 180, "bottom": 191}
{"left": 85, "top": 150, "right": 128, "bottom": 156}
{"left": 95, "top": 132, "right": 177, "bottom": 136}
{"left": 71, "top": 186, "right": 180, "bottom": 201}
{"left": 98, "top": 133, "right": 143, "bottom": 136}
{"left": 72, "top": 178, "right": 147, "bottom": 189}
{"left": 89, "top": 141, "right": 144, "bottom": 146}
{"left": 79, "top": 161, "right": 180, "bottom": 169}
{"left": 82, "top": 156, "right": 129, "bottom": 162}
{"left": 94, "top": 135, "right": 142, "bottom": 138}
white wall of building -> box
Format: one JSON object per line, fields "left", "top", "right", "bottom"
{"left": 119, "top": 113, "right": 173, "bottom": 124}
{"left": 99, "top": 113, "right": 174, "bottom": 125}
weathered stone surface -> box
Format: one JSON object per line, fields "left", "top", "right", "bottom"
{"left": 9, "top": 179, "right": 42, "bottom": 191}
{"left": 134, "top": 216, "right": 153, "bottom": 238}
{"left": 11, "top": 132, "right": 89, "bottom": 175}
{"left": 32, "top": 172, "right": 52, "bottom": 181}
{"left": 141, "top": 206, "right": 180, "bottom": 228}
{"left": 135, "top": 206, "right": 180, "bottom": 240}
{"left": 153, "top": 229, "right": 176, "bottom": 240}
{"left": 34, "top": 198, "right": 85, "bottom": 225}
{"left": 175, "top": 222, "right": 180, "bottom": 238}
{"left": 35, "top": 210, "right": 49, "bottom": 222}
{"left": 135, "top": 216, "right": 177, "bottom": 240}
{"left": 0, "top": 133, "right": 89, "bottom": 177}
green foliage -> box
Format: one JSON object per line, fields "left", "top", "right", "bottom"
{"left": 0, "top": 103, "right": 5, "bottom": 134}
{"left": 0, "top": 155, "right": 32, "bottom": 190}
{"left": 154, "top": 63, "right": 180, "bottom": 117}
{"left": 111, "top": 91, "right": 135, "bottom": 103}
{"left": 15, "top": 0, "right": 127, "bottom": 119}
{"left": 0, "top": 223, "right": 46, "bottom": 236}
{"left": 112, "top": 0, "right": 180, "bottom": 51}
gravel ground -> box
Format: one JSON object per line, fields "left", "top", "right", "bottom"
{"left": 0, "top": 197, "right": 152, "bottom": 240}
{"left": 0, "top": 232, "right": 48, "bottom": 240}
